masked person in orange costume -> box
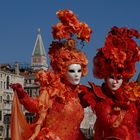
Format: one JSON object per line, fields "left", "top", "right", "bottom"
{"left": 10, "top": 9, "right": 92, "bottom": 140}
{"left": 82, "top": 26, "right": 140, "bottom": 140}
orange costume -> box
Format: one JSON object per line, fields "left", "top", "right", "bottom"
{"left": 10, "top": 9, "right": 92, "bottom": 140}
{"left": 11, "top": 71, "right": 87, "bottom": 140}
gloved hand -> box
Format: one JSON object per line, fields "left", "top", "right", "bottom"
{"left": 9, "top": 83, "right": 27, "bottom": 99}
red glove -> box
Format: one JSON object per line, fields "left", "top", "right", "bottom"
{"left": 9, "top": 83, "right": 27, "bottom": 99}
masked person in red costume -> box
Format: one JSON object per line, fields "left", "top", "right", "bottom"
{"left": 83, "top": 26, "right": 140, "bottom": 140}
{"left": 10, "top": 9, "right": 92, "bottom": 140}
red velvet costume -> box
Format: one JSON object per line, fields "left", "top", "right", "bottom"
{"left": 88, "top": 82, "right": 140, "bottom": 140}
{"left": 84, "top": 26, "right": 140, "bottom": 140}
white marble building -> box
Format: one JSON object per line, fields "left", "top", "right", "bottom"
{"left": 0, "top": 68, "right": 24, "bottom": 139}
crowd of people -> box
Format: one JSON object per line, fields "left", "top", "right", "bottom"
{"left": 10, "top": 9, "right": 140, "bottom": 140}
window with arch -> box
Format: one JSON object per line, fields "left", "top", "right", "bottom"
{"left": 0, "top": 110, "right": 2, "bottom": 121}
{"left": 6, "top": 76, "right": 10, "bottom": 89}
{"left": 0, "top": 126, "right": 3, "bottom": 136}
{"left": 0, "top": 96, "right": 2, "bottom": 103}
{"left": 7, "top": 95, "right": 10, "bottom": 102}
{"left": 0, "top": 81, "right": 2, "bottom": 90}
{"left": 3, "top": 82, "right": 6, "bottom": 89}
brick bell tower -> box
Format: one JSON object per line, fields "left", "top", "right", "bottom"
{"left": 31, "top": 28, "right": 48, "bottom": 70}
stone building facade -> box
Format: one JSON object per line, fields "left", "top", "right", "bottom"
{"left": 0, "top": 28, "right": 47, "bottom": 139}
{"left": 0, "top": 66, "right": 24, "bottom": 140}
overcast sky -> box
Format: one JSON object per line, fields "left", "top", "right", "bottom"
{"left": 0, "top": 0, "right": 140, "bottom": 85}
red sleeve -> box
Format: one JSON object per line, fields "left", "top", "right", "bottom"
{"left": 79, "top": 84, "right": 96, "bottom": 109}
{"left": 19, "top": 94, "right": 39, "bottom": 113}
{"left": 10, "top": 83, "right": 39, "bottom": 113}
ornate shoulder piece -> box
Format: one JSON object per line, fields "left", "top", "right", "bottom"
{"left": 123, "top": 81, "right": 140, "bottom": 101}
{"left": 35, "top": 70, "right": 61, "bottom": 87}
{"left": 35, "top": 70, "right": 66, "bottom": 98}
{"left": 88, "top": 81, "right": 106, "bottom": 99}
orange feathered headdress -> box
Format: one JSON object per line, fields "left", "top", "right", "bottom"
{"left": 93, "top": 26, "right": 140, "bottom": 80}
{"left": 49, "top": 9, "right": 92, "bottom": 77}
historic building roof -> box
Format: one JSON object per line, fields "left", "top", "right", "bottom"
{"left": 32, "top": 28, "right": 46, "bottom": 57}
{"left": 31, "top": 28, "right": 48, "bottom": 70}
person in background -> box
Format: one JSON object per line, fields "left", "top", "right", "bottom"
{"left": 10, "top": 9, "right": 93, "bottom": 140}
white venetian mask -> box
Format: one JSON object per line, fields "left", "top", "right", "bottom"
{"left": 106, "top": 75, "right": 123, "bottom": 91}
{"left": 65, "top": 64, "right": 82, "bottom": 85}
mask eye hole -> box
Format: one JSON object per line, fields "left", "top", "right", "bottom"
{"left": 78, "top": 69, "right": 81, "bottom": 73}
{"left": 69, "top": 69, "right": 75, "bottom": 73}
{"left": 117, "top": 76, "right": 121, "bottom": 80}
{"left": 109, "top": 75, "right": 114, "bottom": 79}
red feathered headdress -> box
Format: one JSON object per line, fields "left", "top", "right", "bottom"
{"left": 93, "top": 26, "right": 140, "bottom": 80}
{"left": 49, "top": 9, "right": 92, "bottom": 77}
